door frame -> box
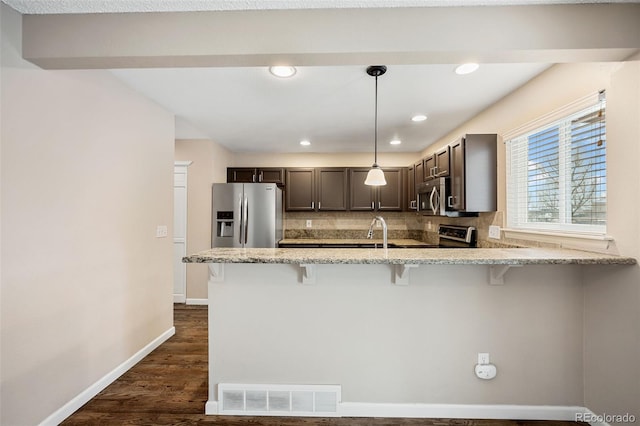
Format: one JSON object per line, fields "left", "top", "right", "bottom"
{"left": 173, "top": 161, "right": 192, "bottom": 303}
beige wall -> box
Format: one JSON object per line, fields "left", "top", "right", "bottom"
{"left": 1, "top": 5, "right": 175, "bottom": 425}
{"left": 212, "top": 263, "right": 585, "bottom": 406}
{"left": 232, "top": 152, "right": 419, "bottom": 168}
{"left": 422, "top": 61, "right": 640, "bottom": 422}
{"left": 175, "top": 139, "right": 232, "bottom": 300}
{"left": 583, "top": 61, "right": 640, "bottom": 423}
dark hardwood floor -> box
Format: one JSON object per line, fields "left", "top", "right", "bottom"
{"left": 62, "top": 305, "right": 586, "bottom": 426}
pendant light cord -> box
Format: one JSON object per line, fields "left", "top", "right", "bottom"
{"left": 374, "top": 74, "right": 378, "bottom": 166}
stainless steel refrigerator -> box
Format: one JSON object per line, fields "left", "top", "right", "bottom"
{"left": 211, "top": 183, "right": 283, "bottom": 248}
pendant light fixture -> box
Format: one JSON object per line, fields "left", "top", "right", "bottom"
{"left": 364, "top": 65, "right": 387, "bottom": 186}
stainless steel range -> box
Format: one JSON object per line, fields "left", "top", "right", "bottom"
{"left": 438, "top": 225, "right": 477, "bottom": 248}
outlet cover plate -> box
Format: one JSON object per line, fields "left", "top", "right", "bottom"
{"left": 156, "top": 225, "right": 168, "bottom": 238}
{"left": 488, "top": 225, "right": 501, "bottom": 239}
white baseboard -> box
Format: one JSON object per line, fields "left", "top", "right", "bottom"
{"left": 206, "top": 400, "right": 590, "bottom": 421}
{"left": 206, "top": 400, "right": 219, "bottom": 415}
{"left": 339, "top": 402, "right": 588, "bottom": 421}
{"left": 38, "top": 326, "right": 176, "bottom": 426}
{"left": 186, "top": 298, "right": 208, "bottom": 305}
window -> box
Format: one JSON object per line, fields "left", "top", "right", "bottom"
{"left": 506, "top": 92, "right": 606, "bottom": 235}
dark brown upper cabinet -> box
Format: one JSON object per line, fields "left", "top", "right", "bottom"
{"left": 349, "top": 168, "right": 405, "bottom": 211}
{"left": 349, "top": 169, "right": 375, "bottom": 211}
{"left": 424, "top": 146, "right": 450, "bottom": 180}
{"left": 423, "top": 155, "right": 435, "bottom": 181}
{"left": 317, "top": 168, "right": 349, "bottom": 211}
{"left": 377, "top": 168, "right": 405, "bottom": 211}
{"left": 227, "top": 167, "right": 285, "bottom": 186}
{"left": 407, "top": 164, "right": 417, "bottom": 210}
{"left": 448, "top": 134, "right": 497, "bottom": 213}
{"left": 285, "top": 168, "right": 349, "bottom": 212}
{"left": 285, "top": 168, "right": 315, "bottom": 211}
{"left": 415, "top": 159, "right": 425, "bottom": 184}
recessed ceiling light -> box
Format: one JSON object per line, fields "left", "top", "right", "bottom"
{"left": 299, "top": 140, "right": 311, "bottom": 146}
{"left": 411, "top": 114, "right": 428, "bottom": 122}
{"left": 269, "top": 66, "right": 297, "bottom": 78}
{"left": 389, "top": 139, "right": 402, "bottom": 145}
{"left": 455, "top": 63, "right": 479, "bottom": 75}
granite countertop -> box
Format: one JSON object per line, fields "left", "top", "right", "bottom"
{"left": 183, "top": 247, "right": 637, "bottom": 266}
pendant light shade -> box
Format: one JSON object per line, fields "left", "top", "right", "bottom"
{"left": 365, "top": 65, "right": 387, "bottom": 186}
{"left": 364, "top": 165, "right": 386, "bottom": 185}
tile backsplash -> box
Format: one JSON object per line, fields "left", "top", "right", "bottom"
{"left": 284, "top": 210, "right": 561, "bottom": 249}
{"left": 284, "top": 212, "right": 513, "bottom": 247}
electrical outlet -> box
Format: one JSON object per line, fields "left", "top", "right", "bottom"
{"left": 478, "top": 352, "right": 490, "bottom": 365}
{"left": 156, "top": 225, "right": 168, "bottom": 238}
{"left": 306, "top": 220, "right": 312, "bottom": 228}
{"left": 488, "top": 225, "right": 501, "bottom": 239}
{"left": 475, "top": 364, "right": 497, "bottom": 380}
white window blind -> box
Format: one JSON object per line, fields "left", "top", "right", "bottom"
{"left": 506, "top": 91, "right": 606, "bottom": 234}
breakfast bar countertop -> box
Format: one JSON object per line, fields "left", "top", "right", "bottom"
{"left": 182, "top": 246, "right": 637, "bottom": 266}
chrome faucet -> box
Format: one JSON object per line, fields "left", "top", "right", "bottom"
{"left": 367, "top": 216, "right": 388, "bottom": 249}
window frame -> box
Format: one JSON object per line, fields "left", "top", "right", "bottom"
{"left": 505, "top": 92, "right": 607, "bottom": 238}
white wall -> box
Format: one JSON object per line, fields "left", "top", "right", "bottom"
{"left": 175, "top": 139, "right": 232, "bottom": 300}
{"left": 0, "top": 5, "right": 175, "bottom": 425}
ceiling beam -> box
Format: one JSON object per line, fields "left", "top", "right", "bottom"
{"left": 22, "top": 4, "right": 640, "bottom": 69}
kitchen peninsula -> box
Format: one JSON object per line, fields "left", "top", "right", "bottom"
{"left": 183, "top": 246, "right": 635, "bottom": 420}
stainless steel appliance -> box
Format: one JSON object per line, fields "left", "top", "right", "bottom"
{"left": 211, "top": 183, "right": 283, "bottom": 248}
{"left": 417, "top": 178, "right": 448, "bottom": 216}
{"left": 437, "top": 225, "right": 477, "bottom": 248}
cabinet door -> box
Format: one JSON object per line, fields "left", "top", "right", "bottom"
{"left": 407, "top": 165, "right": 416, "bottom": 210}
{"left": 227, "top": 168, "right": 256, "bottom": 183}
{"left": 424, "top": 155, "right": 436, "bottom": 180}
{"left": 377, "top": 168, "right": 404, "bottom": 211}
{"left": 434, "top": 146, "right": 450, "bottom": 177}
{"left": 317, "top": 168, "right": 348, "bottom": 211}
{"left": 285, "top": 168, "right": 316, "bottom": 211}
{"left": 415, "top": 159, "right": 425, "bottom": 183}
{"left": 449, "top": 138, "right": 465, "bottom": 210}
{"left": 349, "top": 168, "right": 375, "bottom": 211}
{"left": 256, "top": 168, "right": 285, "bottom": 186}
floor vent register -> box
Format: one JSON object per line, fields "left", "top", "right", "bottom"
{"left": 218, "top": 383, "right": 341, "bottom": 416}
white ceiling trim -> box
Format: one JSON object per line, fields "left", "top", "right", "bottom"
{"left": 3, "top": 0, "right": 639, "bottom": 14}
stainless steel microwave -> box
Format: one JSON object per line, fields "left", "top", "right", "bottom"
{"left": 417, "top": 178, "right": 449, "bottom": 216}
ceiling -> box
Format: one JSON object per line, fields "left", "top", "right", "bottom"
{"left": 111, "top": 64, "right": 549, "bottom": 153}
{"left": 4, "top": 0, "right": 635, "bottom": 153}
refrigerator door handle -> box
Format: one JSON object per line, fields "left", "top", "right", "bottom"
{"left": 244, "top": 196, "right": 249, "bottom": 244}
{"left": 238, "top": 196, "right": 244, "bottom": 245}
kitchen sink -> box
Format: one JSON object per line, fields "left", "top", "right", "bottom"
{"left": 278, "top": 242, "right": 438, "bottom": 249}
